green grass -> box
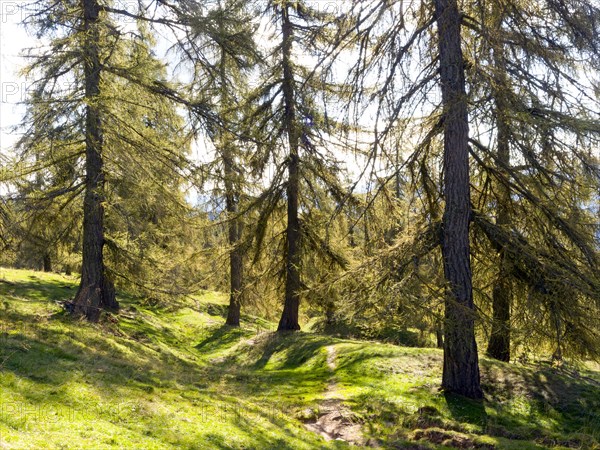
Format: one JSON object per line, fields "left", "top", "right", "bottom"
{"left": 1, "top": 267, "right": 599, "bottom": 449}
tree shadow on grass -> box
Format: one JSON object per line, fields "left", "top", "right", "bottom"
{"left": 193, "top": 331, "right": 335, "bottom": 403}
{"left": 0, "top": 276, "right": 348, "bottom": 448}
{"left": 251, "top": 332, "right": 336, "bottom": 370}
{"left": 0, "top": 302, "right": 208, "bottom": 393}
{"left": 1, "top": 330, "right": 340, "bottom": 449}
{"left": 0, "top": 275, "right": 76, "bottom": 302}
{"left": 481, "top": 360, "right": 600, "bottom": 441}
{"left": 443, "top": 392, "right": 487, "bottom": 427}
{"left": 195, "top": 325, "right": 249, "bottom": 353}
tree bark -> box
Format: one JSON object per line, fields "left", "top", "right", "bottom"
{"left": 278, "top": 3, "right": 302, "bottom": 331}
{"left": 486, "top": 8, "right": 512, "bottom": 363}
{"left": 72, "top": 0, "right": 118, "bottom": 322}
{"left": 224, "top": 145, "right": 243, "bottom": 327}
{"left": 216, "top": 31, "right": 245, "bottom": 328}
{"left": 487, "top": 265, "right": 511, "bottom": 361}
{"left": 435, "top": 320, "right": 444, "bottom": 349}
{"left": 43, "top": 252, "right": 52, "bottom": 272}
{"left": 435, "top": 0, "right": 482, "bottom": 398}
{"left": 223, "top": 135, "right": 243, "bottom": 326}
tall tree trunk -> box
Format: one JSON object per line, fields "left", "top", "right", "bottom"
{"left": 363, "top": 209, "right": 371, "bottom": 255}
{"left": 487, "top": 252, "right": 511, "bottom": 361}
{"left": 72, "top": 0, "right": 118, "bottom": 322}
{"left": 43, "top": 252, "right": 52, "bottom": 272}
{"left": 435, "top": 0, "right": 482, "bottom": 399}
{"left": 278, "top": 3, "right": 302, "bottom": 331}
{"left": 436, "top": 327, "right": 444, "bottom": 349}
{"left": 348, "top": 213, "right": 357, "bottom": 248}
{"left": 217, "top": 38, "right": 245, "bottom": 327}
{"left": 224, "top": 147, "right": 243, "bottom": 326}
{"left": 486, "top": 9, "right": 512, "bottom": 362}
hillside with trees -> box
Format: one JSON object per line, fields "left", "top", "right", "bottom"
{"left": 0, "top": 0, "right": 599, "bottom": 448}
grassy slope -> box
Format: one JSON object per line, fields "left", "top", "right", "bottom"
{"left": 0, "top": 268, "right": 599, "bottom": 450}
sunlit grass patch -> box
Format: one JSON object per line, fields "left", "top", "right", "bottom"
{"left": 1, "top": 268, "right": 599, "bottom": 449}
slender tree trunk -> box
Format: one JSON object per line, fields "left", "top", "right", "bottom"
{"left": 325, "top": 299, "right": 336, "bottom": 328}
{"left": 487, "top": 256, "right": 511, "bottom": 361}
{"left": 43, "top": 253, "right": 52, "bottom": 272}
{"left": 486, "top": 10, "right": 512, "bottom": 362}
{"left": 224, "top": 148, "right": 243, "bottom": 326}
{"left": 363, "top": 209, "right": 371, "bottom": 255}
{"left": 278, "top": 3, "right": 302, "bottom": 331}
{"left": 72, "top": 0, "right": 118, "bottom": 322}
{"left": 348, "top": 218, "right": 356, "bottom": 248}
{"left": 223, "top": 136, "right": 244, "bottom": 326}
{"left": 216, "top": 39, "right": 245, "bottom": 327}
{"left": 435, "top": 320, "right": 444, "bottom": 349}
{"left": 435, "top": 0, "right": 482, "bottom": 399}
{"left": 223, "top": 130, "right": 243, "bottom": 327}
{"left": 486, "top": 123, "right": 511, "bottom": 361}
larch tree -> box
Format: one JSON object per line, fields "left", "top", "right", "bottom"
{"left": 278, "top": 0, "right": 302, "bottom": 331}
{"left": 484, "top": 2, "right": 512, "bottom": 362}
{"left": 182, "top": 0, "right": 259, "bottom": 326}
{"left": 464, "top": 0, "right": 600, "bottom": 361}
{"left": 7, "top": 90, "right": 83, "bottom": 275}
{"left": 341, "top": 0, "right": 483, "bottom": 397}
{"left": 136, "top": 0, "right": 265, "bottom": 325}
{"left": 434, "top": 0, "right": 482, "bottom": 398}
{"left": 338, "top": 0, "right": 599, "bottom": 395}
{"left": 18, "top": 0, "right": 119, "bottom": 320}
{"left": 76, "top": 0, "right": 118, "bottom": 319}
{"left": 18, "top": 0, "right": 191, "bottom": 320}
{"left": 246, "top": 0, "right": 349, "bottom": 331}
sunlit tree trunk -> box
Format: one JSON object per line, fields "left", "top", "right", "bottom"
{"left": 435, "top": 0, "right": 482, "bottom": 399}
{"left": 215, "top": 36, "right": 245, "bottom": 327}
{"left": 224, "top": 147, "right": 244, "bottom": 326}
{"left": 72, "top": 0, "right": 118, "bottom": 321}
{"left": 278, "top": 3, "right": 302, "bottom": 331}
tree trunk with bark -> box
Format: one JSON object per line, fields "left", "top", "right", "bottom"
{"left": 278, "top": 3, "right": 302, "bottom": 331}
{"left": 436, "top": 320, "right": 444, "bottom": 349}
{"left": 486, "top": 119, "right": 512, "bottom": 361}
{"left": 486, "top": 8, "right": 512, "bottom": 362}
{"left": 72, "top": 0, "right": 118, "bottom": 322}
{"left": 223, "top": 138, "right": 244, "bottom": 327}
{"left": 216, "top": 37, "right": 245, "bottom": 327}
{"left": 43, "top": 253, "right": 52, "bottom": 272}
{"left": 435, "top": 0, "right": 483, "bottom": 399}
{"left": 224, "top": 150, "right": 244, "bottom": 326}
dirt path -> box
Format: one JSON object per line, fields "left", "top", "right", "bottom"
{"left": 304, "top": 345, "right": 367, "bottom": 446}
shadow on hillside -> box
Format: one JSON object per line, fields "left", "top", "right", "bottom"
{"left": 0, "top": 275, "right": 76, "bottom": 303}
{"left": 189, "top": 330, "right": 342, "bottom": 418}
{"left": 195, "top": 325, "right": 248, "bottom": 352}
{"left": 3, "top": 272, "right": 599, "bottom": 448}
{"left": 0, "top": 306, "right": 208, "bottom": 398}
{"left": 1, "top": 330, "right": 337, "bottom": 449}
{"left": 0, "top": 274, "right": 345, "bottom": 448}
{"left": 443, "top": 392, "right": 487, "bottom": 426}
{"left": 118, "top": 310, "right": 185, "bottom": 349}
{"left": 186, "top": 387, "right": 341, "bottom": 449}
{"left": 480, "top": 361, "right": 600, "bottom": 440}
{"left": 252, "top": 332, "right": 335, "bottom": 370}
{"left": 317, "top": 344, "right": 600, "bottom": 447}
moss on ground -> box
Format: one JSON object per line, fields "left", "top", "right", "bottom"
{"left": 1, "top": 268, "right": 599, "bottom": 449}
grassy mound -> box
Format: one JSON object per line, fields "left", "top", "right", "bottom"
{"left": 1, "top": 268, "right": 599, "bottom": 449}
